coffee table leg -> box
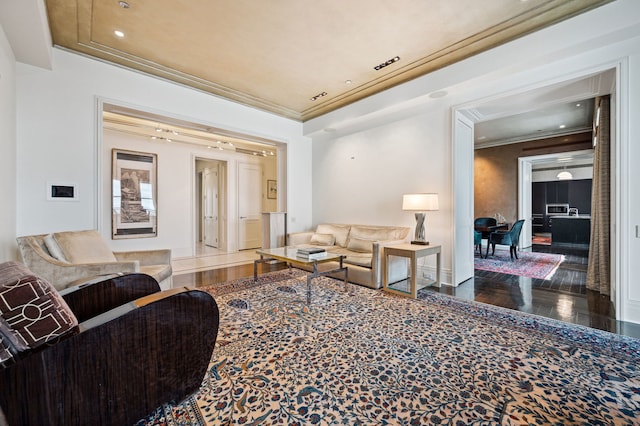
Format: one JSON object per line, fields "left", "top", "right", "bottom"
{"left": 345, "top": 268, "right": 350, "bottom": 294}
{"left": 254, "top": 258, "right": 259, "bottom": 283}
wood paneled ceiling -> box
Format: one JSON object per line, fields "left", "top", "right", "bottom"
{"left": 45, "top": 0, "right": 612, "bottom": 122}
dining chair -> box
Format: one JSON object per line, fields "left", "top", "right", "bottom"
{"left": 486, "top": 219, "right": 526, "bottom": 260}
{"left": 474, "top": 217, "right": 498, "bottom": 239}
{"left": 474, "top": 230, "right": 482, "bottom": 254}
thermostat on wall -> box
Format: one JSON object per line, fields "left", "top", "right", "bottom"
{"left": 47, "top": 183, "right": 78, "bottom": 201}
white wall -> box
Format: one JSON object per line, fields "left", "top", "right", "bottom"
{"left": 16, "top": 49, "right": 313, "bottom": 255}
{"left": 0, "top": 25, "right": 17, "bottom": 261}
{"left": 305, "top": 0, "right": 640, "bottom": 322}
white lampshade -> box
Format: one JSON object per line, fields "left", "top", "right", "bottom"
{"left": 402, "top": 193, "right": 439, "bottom": 211}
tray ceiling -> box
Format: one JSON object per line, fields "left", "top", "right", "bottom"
{"left": 45, "top": 0, "right": 612, "bottom": 121}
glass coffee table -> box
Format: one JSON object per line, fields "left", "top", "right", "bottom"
{"left": 254, "top": 247, "right": 349, "bottom": 305}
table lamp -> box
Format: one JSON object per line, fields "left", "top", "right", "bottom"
{"left": 402, "top": 193, "right": 439, "bottom": 245}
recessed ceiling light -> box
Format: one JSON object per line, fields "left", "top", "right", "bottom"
{"left": 155, "top": 128, "right": 162, "bottom": 132}
{"left": 345, "top": 80, "right": 352, "bottom": 85}
{"left": 114, "top": 30, "right": 125, "bottom": 38}
{"left": 429, "top": 90, "right": 448, "bottom": 99}
{"left": 119, "top": 1, "right": 130, "bottom": 8}
{"left": 576, "top": 103, "right": 581, "bottom": 107}
{"left": 559, "top": 124, "right": 566, "bottom": 129}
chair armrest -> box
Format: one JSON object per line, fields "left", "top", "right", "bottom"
{"left": 287, "top": 231, "right": 314, "bottom": 246}
{"left": 113, "top": 249, "right": 172, "bottom": 266}
{"left": 0, "top": 288, "right": 219, "bottom": 426}
{"left": 47, "top": 261, "right": 142, "bottom": 291}
{"left": 59, "top": 273, "right": 161, "bottom": 323}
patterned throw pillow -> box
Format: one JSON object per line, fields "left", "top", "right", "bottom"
{"left": 0, "top": 261, "right": 78, "bottom": 360}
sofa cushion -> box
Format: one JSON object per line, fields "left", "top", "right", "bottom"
{"left": 343, "top": 255, "right": 373, "bottom": 268}
{"left": 44, "top": 233, "right": 69, "bottom": 262}
{"left": 328, "top": 248, "right": 373, "bottom": 268}
{"left": 349, "top": 225, "right": 408, "bottom": 241}
{"left": 53, "top": 230, "right": 117, "bottom": 264}
{"left": 315, "top": 224, "right": 351, "bottom": 247}
{"left": 310, "top": 233, "right": 336, "bottom": 246}
{"left": 347, "top": 237, "right": 373, "bottom": 253}
{"left": 0, "top": 261, "right": 78, "bottom": 357}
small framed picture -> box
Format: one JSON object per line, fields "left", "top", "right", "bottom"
{"left": 267, "top": 179, "right": 277, "bottom": 199}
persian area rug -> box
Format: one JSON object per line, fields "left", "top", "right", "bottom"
{"left": 475, "top": 249, "right": 564, "bottom": 280}
{"left": 140, "top": 270, "right": 640, "bottom": 425}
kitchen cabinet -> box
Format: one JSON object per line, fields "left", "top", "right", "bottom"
{"left": 546, "top": 181, "right": 569, "bottom": 204}
{"left": 568, "top": 179, "right": 592, "bottom": 215}
{"left": 551, "top": 216, "right": 591, "bottom": 247}
{"left": 532, "top": 182, "right": 546, "bottom": 214}
{"left": 531, "top": 179, "right": 592, "bottom": 233}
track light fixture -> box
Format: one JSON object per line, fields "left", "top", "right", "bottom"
{"left": 374, "top": 56, "right": 400, "bottom": 71}
{"left": 310, "top": 91, "right": 328, "bottom": 101}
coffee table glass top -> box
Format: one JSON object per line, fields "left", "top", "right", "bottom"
{"left": 256, "top": 247, "right": 343, "bottom": 264}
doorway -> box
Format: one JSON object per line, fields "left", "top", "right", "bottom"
{"left": 196, "top": 159, "right": 227, "bottom": 255}
{"left": 452, "top": 67, "right": 620, "bottom": 320}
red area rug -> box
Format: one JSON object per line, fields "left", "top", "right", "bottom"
{"left": 532, "top": 235, "right": 552, "bottom": 245}
{"left": 475, "top": 249, "right": 564, "bottom": 280}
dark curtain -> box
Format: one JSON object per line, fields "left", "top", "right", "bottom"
{"left": 586, "top": 95, "right": 610, "bottom": 294}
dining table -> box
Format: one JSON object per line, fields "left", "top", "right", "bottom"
{"left": 474, "top": 222, "right": 509, "bottom": 236}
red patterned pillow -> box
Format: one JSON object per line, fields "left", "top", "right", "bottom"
{"left": 0, "top": 261, "right": 78, "bottom": 358}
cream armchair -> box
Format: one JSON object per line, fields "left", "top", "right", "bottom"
{"left": 16, "top": 230, "right": 173, "bottom": 290}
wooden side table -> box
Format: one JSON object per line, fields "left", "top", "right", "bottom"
{"left": 383, "top": 243, "right": 441, "bottom": 298}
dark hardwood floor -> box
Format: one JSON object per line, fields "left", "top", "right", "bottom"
{"left": 174, "top": 247, "right": 640, "bottom": 339}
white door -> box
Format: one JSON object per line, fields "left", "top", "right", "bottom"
{"left": 203, "top": 168, "right": 219, "bottom": 247}
{"left": 518, "top": 159, "right": 533, "bottom": 248}
{"left": 452, "top": 111, "right": 475, "bottom": 285}
{"left": 238, "top": 163, "right": 262, "bottom": 250}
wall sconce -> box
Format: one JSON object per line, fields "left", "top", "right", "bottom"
{"left": 402, "top": 193, "right": 439, "bottom": 245}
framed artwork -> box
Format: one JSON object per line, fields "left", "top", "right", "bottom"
{"left": 267, "top": 179, "right": 277, "bottom": 199}
{"left": 112, "top": 149, "right": 157, "bottom": 239}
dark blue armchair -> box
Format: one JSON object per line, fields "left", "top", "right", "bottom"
{"left": 486, "top": 219, "right": 525, "bottom": 260}
{"left": 474, "top": 230, "right": 482, "bottom": 254}
{"left": 474, "top": 217, "right": 497, "bottom": 239}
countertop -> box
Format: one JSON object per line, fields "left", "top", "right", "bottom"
{"left": 549, "top": 215, "right": 591, "bottom": 219}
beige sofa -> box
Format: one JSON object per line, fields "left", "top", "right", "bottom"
{"left": 287, "top": 223, "right": 410, "bottom": 289}
{"left": 16, "top": 230, "right": 173, "bottom": 291}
